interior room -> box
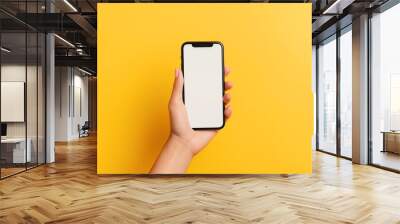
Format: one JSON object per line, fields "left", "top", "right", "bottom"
{"left": 1, "top": 26, "right": 46, "bottom": 177}
{"left": 0, "top": 0, "right": 400, "bottom": 223}
{"left": 370, "top": 3, "right": 400, "bottom": 171}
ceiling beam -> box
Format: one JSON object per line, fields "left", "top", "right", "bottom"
{"left": 67, "top": 13, "right": 97, "bottom": 40}
{"left": 55, "top": 55, "right": 96, "bottom": 70}
{"left": 322, "top": 0, "right": 356, "bottom": 14}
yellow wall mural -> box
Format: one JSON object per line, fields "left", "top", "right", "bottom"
{"left": 97, "top": 3, "right": 313, "bottom": 174}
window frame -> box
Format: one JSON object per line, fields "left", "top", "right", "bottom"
{"left": 316, "top": 24, "right": 353, "bottom": 160}
{"left": 367, "top": 0, "right": 400, "bottom": 173}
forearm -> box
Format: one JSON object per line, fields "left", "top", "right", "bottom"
{"left": 150, "top": 135, "right": 194, "bottom": 174}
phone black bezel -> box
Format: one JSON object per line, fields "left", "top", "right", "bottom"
{"left": 181, "top": 41, "right": 225, "bottom": 130}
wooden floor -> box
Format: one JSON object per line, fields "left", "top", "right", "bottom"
{"left": 1, "top": 163, "right": 45, "bottom": 178}
{"left": 373, "top": 150, "right": 400, "bottom": 171}
{"left": 1, "top": 135, "right": 400, "bottom": 223}
{"left": 0, "top": 167, "right": 26, "bottom": 178}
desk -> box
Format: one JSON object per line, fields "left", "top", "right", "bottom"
{"left": 1, "top": 138, "right": 31, "bottom": 163}
{"left": 382, "top": 131, "right": 400, "bottom": 154}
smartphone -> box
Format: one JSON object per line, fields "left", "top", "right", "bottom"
{"left": 181, "top": 41, "right": 225, "bottom": 130}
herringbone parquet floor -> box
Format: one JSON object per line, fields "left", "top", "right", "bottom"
{"left": 1, "top": 134, "right": 400, "bottom": 224}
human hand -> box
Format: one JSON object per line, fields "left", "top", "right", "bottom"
{"left": 150, "top": 67, "right": 232, "bottom": 174}
{"left": 168, "top": 67, "right": 233, "bottom": 156}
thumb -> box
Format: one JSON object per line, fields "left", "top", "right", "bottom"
{"left": 171, "top": 68, "right": 184, "bottom": 103}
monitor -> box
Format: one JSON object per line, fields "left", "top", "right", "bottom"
{"left": 1, "top": 123, "right": 7, "bottom": 137}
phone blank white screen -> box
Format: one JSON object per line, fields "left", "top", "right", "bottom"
{"left": 183, "top": 43, "right": 224, "bottom": 129}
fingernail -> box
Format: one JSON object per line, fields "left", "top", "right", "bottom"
{"left": 175, "top": 69, "right": 179, "bottom": 78}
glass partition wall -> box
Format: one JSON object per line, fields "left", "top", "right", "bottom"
{"left": 316, "top": 26, "right": 352, "bottom": 159}
{"left": 0, "top": 2, "right": 46, "bottom": 179}
{"left": 370, "top": 3, "right": 400, "bottom": 171}
{"left": 0, "top": 31, "right": 27, "bottom": 177}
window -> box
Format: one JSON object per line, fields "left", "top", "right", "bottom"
{"left": 339, "top": 28, "right": 352, "bottom": 158}
{"left": 317, "top": 36, "right": 337, "bottom": 154}
{"left": 371, "top": 3, "right": 400, "bottom": 171}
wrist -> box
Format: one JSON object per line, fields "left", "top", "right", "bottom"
{"left": 150, "top": 134, "right": 194, "bottom": 174}
{"left": 168, "top": 134, "right": 196, "bottom": 156}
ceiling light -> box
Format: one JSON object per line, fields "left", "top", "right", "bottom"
{"left": 76, "top": 48, "right": 85, "bottom": 55}
{"left": 78, "top": 67, "right": 93, "bottom": 76}
{"left": 1, "top": 47, "right": 11, "bottom": 53}
{"left": 54, "top": 34, "right": 75, "bottom": 48}
{"left": 63, "top": 0, "right": 78, "bottom": 12}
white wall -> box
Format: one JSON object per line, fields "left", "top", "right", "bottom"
{"left": 55, "top": 67, "right": 70, "bottom": 141}
{"left": 55, "top": 67, "right": 89, "bottom": 141}
{"left": 78, "top": 72, "right": 89, "bottom": 138}
{"left": 1, "top": 63, "right": 46, "bottom": 164}
{"left": 1, "top": 65, "right": 26, "bottom": 137}
{"left": 1, "top": 65, "right": 38, "bottom": 138}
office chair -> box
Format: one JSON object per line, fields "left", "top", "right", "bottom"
{"left": 79, "top": 121, "right": 90, "bottom": 138}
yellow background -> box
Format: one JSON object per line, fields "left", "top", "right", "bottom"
{"left": 97, "top": 3, "right": 313, "bottom": 174}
